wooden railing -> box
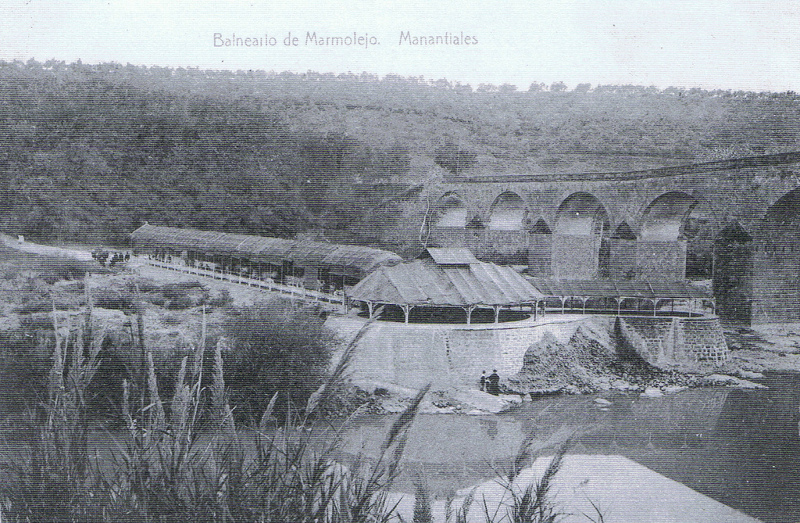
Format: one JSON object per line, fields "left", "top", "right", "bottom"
{"left": 141, "top": 258, "right": 346, "bottom": 307}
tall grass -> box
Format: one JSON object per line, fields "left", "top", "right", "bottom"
{"left": 0, "top": 310, "right": 427, "bottom": 522}
{"left": 0, "top": 299, "right": 590, "bottom": 522}
{"left": 0, "top": 303, "right": 106, "bottom": 522}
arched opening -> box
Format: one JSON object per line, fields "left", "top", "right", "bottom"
{"left": 484, "top": 191, "right": 528, "bottom": 264}
{"left": 488, "top": 191, "right": 525, "bottom": 230}
{"left": 552, "top": 193, "right": 610, "bottom": 279}
{"left": 554, "top": 193, "right": 610, "bottom": 237}
{"left": 751, "top": 189, "right": 800, "bottom": 322}
{"left": 640, "top": 192, "right": 714, "bottom": 280}
{"left": 433, "top": 192, "right": 468, "bottom": 227}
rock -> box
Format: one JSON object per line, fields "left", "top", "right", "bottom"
{"left": 450, "top": 390, "right": 515, "bottom": 414}
{"left": 640, "top": 387, "right": 664, "bottom": 398}
{"left": 594, "top": 398, "right": 613, "bottom": 406}
{"left": 379, "top": 399, "right": 407, "bottom": 413}
{"left": 595, "top": 381, "right": 613, "bottom": 391}
{"left": 662, "top": 385, "right": 688, "bottom": 394}
{"left": 611, "top": 379, "right": 636, "bottom": 391}
{"left": 499, "top": 394, "right": 523, "bottom": 404}
{"left": 703, "top": 374, "right": 767, "bottom": 389}
{"left": 562, "top": 384, "right": 581, "bottom": 395}
{"left": 737, "top": 369, "right": 765, "bottom": 379}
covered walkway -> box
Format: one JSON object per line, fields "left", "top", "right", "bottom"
{"left": 528, "top": 278, "right": 714, "bottom": 317}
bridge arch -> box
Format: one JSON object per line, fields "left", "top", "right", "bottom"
{"left": 487, "top": 191, "right": 526, "bottom": 230}
{"left": 432, "top": 191, "right": 468, "bottom": 227}
{"left": 638, "top": 191, "right": 717, "bottom": 280}
{"left": 554, "top": 192, "right": 611, "bottom": 236}
{"left": 639, "top": 191, "right": 709, "bottom": 241}
{"left": 749, "top": 188, "right": 800, "bottom": 322}
{"left": 551, "top": 192, "right": 611, "bottom": 279}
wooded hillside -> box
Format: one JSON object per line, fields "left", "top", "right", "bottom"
{"left": 1, "top": 59, "right": 798, "bottom": 247}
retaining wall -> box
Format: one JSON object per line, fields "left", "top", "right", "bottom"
{"left": 325, "top": 316, "right": 589, "bottom": 389}
{"left": 616, "top": 316, "right": 729, "bottom": 368}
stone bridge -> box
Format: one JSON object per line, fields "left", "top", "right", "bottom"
{"left": 424, "top": 151, "right": 800, "bottom": 325}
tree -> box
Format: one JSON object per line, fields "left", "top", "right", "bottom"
{"left": 550, "top": 81, "right": 568, "bottom": 92}
{"left": 434, "top": 141, "right": 478, "bottom": 175}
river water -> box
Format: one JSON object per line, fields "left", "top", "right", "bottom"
{"left": 338, "top": 372, "right": 800, "bottom": 523}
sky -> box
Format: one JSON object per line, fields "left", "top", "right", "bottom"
{"left": 1, "top": 0, "right": 798, "bottom": 92}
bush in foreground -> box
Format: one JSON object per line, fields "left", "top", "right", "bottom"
{"left": 221, "top": 302, "right": 335, "bottom": 420}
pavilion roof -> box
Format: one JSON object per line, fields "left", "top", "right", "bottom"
{"left": 349, "top": 259, "right": 544, "bottom": 307}
{"left": 129, "top": 224, "right": 402, "bottom": 273}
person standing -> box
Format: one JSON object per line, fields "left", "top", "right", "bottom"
{"left": 487, "top": 370, "right": 500, "bottom": 395}
{"left": 480, "top": 370, "right": 487, "bottom": 392}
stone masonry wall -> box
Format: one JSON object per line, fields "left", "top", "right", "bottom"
{"left": 527, "top": 233, "right": 553, "bottom": 276}
{"left": 636, "top": 241, "right": 687, "bottom": 280}
{"left": 324, "top": 316, "right": 586, "bottom": 389}
{"left": 751, "top": 233, "right": 800, "bottom": 323}
{"left": 606, "top": 238, "right": 637, "bottom": 279}
{"left": 617, "top": 316, "right": 729, "bottom": 368}
{"left": 713, "top": 241, "right": 753, "bottom": 325}
{"left": 675, "top": 318, "right": 729, "bottom": 364}
{"left": 552, "top": 234, "right": 601, "bottom": 279}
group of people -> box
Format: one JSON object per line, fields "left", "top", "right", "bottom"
{"left": 480, "top": 370, "right": 501, "bottom": 395}
{"left": 92, "top": 250, "right": 130, "bottom": 267}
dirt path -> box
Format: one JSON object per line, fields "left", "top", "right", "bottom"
{"left": 0, "top": 234, "right": 94, "bottom": 261}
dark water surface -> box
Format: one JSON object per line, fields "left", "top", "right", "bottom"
{"left": 340, "top": 372, "right": 800, "bottom": 523}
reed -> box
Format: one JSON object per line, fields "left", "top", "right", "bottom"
{"left": 0, "top": 309, "right": 427, "bottom": 523}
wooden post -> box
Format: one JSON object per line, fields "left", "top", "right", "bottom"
{"left": 493, "top": 305, "right": 501, "bottom": 324}
{"left": 465, "top": 305, "right": 475, "bottom": 325}
{"left": 367, "top": 301, "right": 374, "bottom": 319}
{"left": 402, "top": 304, "right": 410, "bottom": 324}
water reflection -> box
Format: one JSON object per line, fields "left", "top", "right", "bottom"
{"left": 339, "top": 372, "right": 800, "bottom": 523}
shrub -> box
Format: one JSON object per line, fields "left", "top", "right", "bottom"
{"left": 207, "top": 288, "right": 233, "bottom": 308}
{"left": 92, "top": 289, "right": 138, "bottom": 312}
{"left": 166, "top": 295, "right": 194, "bottom": 310}
{"left": 35, "top": 257, "right": 96, "bottom": 284}
{"left": 222, "top": 303, "right": 335, "bottom": 420}
{"left": 160, "top": 281, "right": 203, "bottom": 299}
{"left": 0, "top": 330, "right": 50, "bottom": 414}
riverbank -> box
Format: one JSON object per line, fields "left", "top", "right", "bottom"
{"left": 0, "top": 236, "right": 789, "bottom": 416}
